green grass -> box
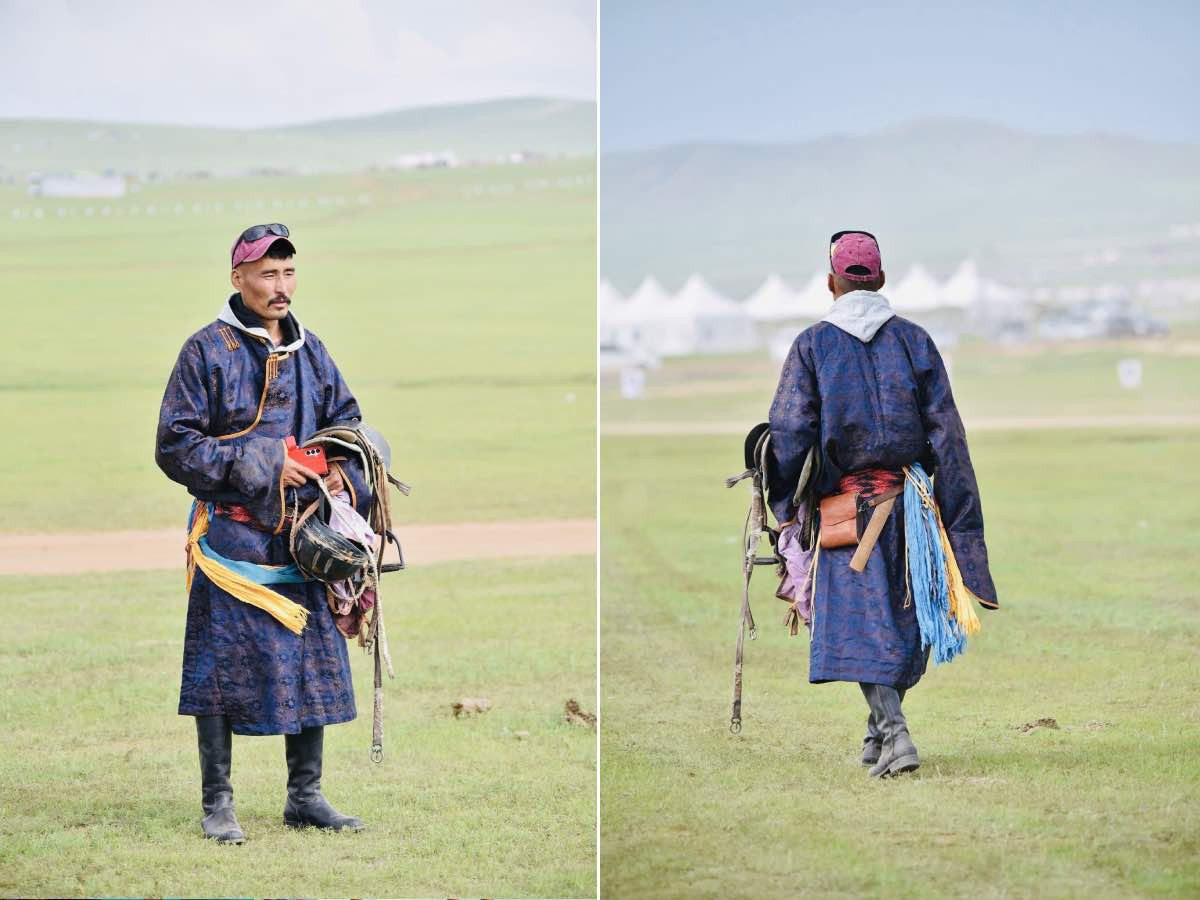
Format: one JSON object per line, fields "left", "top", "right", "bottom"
{"left": 0, "top": 556, "right": 596, "bottom": 898}
{"left": 0, "top": 158, "right": 595, "bottom": 531}
{"left": 0, "top": 157, "right": 598, "bottom": 897}
{"left": 599, "top": 426, "right": 1200, "bottom": 897}
{"left": 601, "top": 338, "right": 1200, "bottom": 426}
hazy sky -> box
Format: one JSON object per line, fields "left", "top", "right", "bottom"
{"left": 602, "top": 0, "right": 1200, "bottom": 151}
{"left": 0, "top": 0, "right": 595, "bottom": 126}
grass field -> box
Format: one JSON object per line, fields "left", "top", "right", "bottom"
{"left": 0, "top": 557, "right": 595, "bottom": 898}
{"left": 0, "top": 157, "right": 595, "bottom": 531}
{"left": 601, "top": 334, "right": 1200, "bottom": 427}
{"left": 599, "top": 346, "right": 1200, "bottom": 897}
{"left": 0, "top": 156, "right": 598, "bottom": 897}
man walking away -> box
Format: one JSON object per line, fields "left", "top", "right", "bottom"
{"left": 768, "top": 230, "right": 999, "bottom": 777}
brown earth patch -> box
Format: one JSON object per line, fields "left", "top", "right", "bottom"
{"left": 0, "top": 518, "right": 595, "bottom": 576}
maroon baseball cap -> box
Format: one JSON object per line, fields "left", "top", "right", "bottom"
{"left": 829, "top": 230, "right": 882, "bottom": 282}
{"left": 230, "top": 223, "right": 295, "bottom": 268}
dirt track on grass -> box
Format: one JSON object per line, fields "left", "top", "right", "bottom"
{"left": 0, "top": 518, "right": 596, "bottom": 576}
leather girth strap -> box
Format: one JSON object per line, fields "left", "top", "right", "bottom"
{"left": 848, "top": 484, "right": 903, "bottom": 572}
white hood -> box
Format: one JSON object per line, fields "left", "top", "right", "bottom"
{"left": 218, "top": 295, "right": 306, "bottom": 352}
{"left": 821, "top": 290, "right": 895, "bottom": 342}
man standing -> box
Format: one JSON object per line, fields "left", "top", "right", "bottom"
{"left": 768, "top": 230, "right": 998, "bottom": 778}
{"left": 156, "top": 224, "right": 368, "bottom": 841}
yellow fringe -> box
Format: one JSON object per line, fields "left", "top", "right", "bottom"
{"left": 186, "top": 503, "right": 309, "bottom": 635}
{"left": 934, "top": 509, "right": 982, "bottom": 636}
{"left": 905, "top": 465, "right": 982, "bottom": 636}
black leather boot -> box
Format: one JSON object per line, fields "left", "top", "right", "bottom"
{"left": 862, "top": 684, "right": 920, "bottom": 778}
{"left": 195, "top": 715, "right": 245, "bottom": 844}
{"left": 283, "top": 725, "right": 365, "bottom": 831}
{"left": 859, "top": 685, "right": 906, "bottom": 766}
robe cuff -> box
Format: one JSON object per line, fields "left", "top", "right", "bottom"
{"left": 945, "top": 529, "right": 999, "bottom": 608}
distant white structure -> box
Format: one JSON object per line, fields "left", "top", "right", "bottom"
{"left": 598, "top": 274, "right": 756, "bottom": 357}
{"left": 795, "top": 271, "right": 834, "bottom": 318}
{"left": 671, "top": 274, "right": 757, "bottom": 354}
{"left": 34, "top": 174, "right": 125, "bottom": 198}
{"left": 607, "top": 276, "right": 689, "bottom": 356}
{"left": 744, "top": 273, "right": 801, "bottom": 322}
{"left": 619, "top": 367, "right": 646, "bottom": 399}
{"left": 600, "top": 258, "right": 1157, "bottom": 356}
{"left": 744, "top": 271, "right": 832, "bottom": 323}
{"left": 1117, "top": 358, "right": 1143, "bottom": 390}
{"left": 889, "top": 263, "right": 944, "bottom": 313}
{"left": 392, "top": 150, "right": 458, "bottom": 170}
{"left": 941, "top": 259, "right": 983, "bottom": 310}
{"left": 598, "top": 279, "right": 626, "bottom": 348}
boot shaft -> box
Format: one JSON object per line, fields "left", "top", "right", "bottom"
{"left": 285, "top": 725, "right": 324, "bottom": 803}
{"left": 195, "top": 714, "right": 234, "bottom": 813}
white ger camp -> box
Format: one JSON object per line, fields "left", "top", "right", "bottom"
{"left": 598, "top": 279, "right": 625, "bottom": 347}
{"left": 744, "top": 273, "right": 800, "bottom": 322}
{"left": 795, "top": 270, "right": 835, "bottom": 319}
{"left": 609, "top": 275, "right": 694, "bottom": 356}
{"left": 744, "top": 272, "right": 831, "bottom": 324}
{"left": 887, "top": 263, "right": 944, "bottom": 314}
{"left": 941, "top": 259, "right": 983, "bottom": 310}
{"left": 672, "top": 274, "right": 757, "bottom": 354}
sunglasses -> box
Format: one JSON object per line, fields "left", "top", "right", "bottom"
{"left": 238, "top": 223, "right": 289, "bottom": 244}
{"left": 829, "top": 230, "right": 878, "bottom": 259}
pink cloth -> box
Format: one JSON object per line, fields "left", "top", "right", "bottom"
{"left": 775, "top": 522, "right": 816, "bottom": 629}
{"left": 324, "top": 490, "right": 378, "bottom": 637}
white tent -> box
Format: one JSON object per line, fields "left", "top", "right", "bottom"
{"left": 744, "top": 274, "right": 799, "bottom": 322}
{"left": 607, "top": 275, "right": 693, "bottom": 356}
{"left": 941, "top": 259, "right": 982, "bottom": 310}
{"left": 598, "top": 279, "right": 626, "bottom": 347}
{"left": 888, "top": 263, "right": 944, "bottom": 313}
{"left": 598, "top": 278, "right": 623, "bottom": 315}
{"left": 795, "top": 270, "right": 834, "bottom": 319}
{"left": 671, "top": 274, "right": 758, "bottom": 354}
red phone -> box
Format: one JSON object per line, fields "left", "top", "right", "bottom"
{"left": 284, "top": 436, "right": 329, "bottom": 475}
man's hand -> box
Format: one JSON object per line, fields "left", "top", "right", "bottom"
{"left": 281, "top": 452, "right": 317, "bottom": 488}
{"left": 323, "top": 466, "right": 345, "bottom": 496}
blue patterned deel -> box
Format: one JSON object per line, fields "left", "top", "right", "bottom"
{"left": 156, "top": 303, "right": 373, "bottom": 735}
{"left": 768, "top": 311, "right": 997, "bottom": 690}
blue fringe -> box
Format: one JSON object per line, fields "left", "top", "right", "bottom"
{"left": 903, "top": 464, "right": 967, "bottom": 664}
{"left": 188, "top": 501, "right": 308, "bottom": 585}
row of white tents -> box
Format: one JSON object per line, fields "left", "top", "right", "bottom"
{"left": 600, "top": 260, "right": 1029, "bottom": 358}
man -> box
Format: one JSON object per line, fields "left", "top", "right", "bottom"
{"left": 156, "top": 224, "right": 371, "bottom": 841}
{"left": 768, "top": 230, "right": 998, "bottom": 778}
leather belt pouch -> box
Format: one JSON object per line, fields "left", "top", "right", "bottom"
{"left": 818, "top": 491, "right": 860, "bottom": 549}
{"left": 819, "top": 485, "right": 904, "bottom": 549}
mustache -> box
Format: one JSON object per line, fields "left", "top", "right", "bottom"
{"left": 269, "top": 296, "right": 291, "bottom": 305}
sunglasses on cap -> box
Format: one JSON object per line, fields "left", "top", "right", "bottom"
{"left": 829, "top": 229, "right": 878, "bottom": 258}
{"left": 238, "top": 223, "right": 290, "bottom": 244}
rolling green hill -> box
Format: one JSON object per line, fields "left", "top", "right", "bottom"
{"left": 0, "top": 97, "right": 595, "bottom": 178}
{"left": 600, "top": 118, "right": 1200, "bottom": 295}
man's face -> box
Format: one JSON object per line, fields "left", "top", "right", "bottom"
{"left": 231, "top": 254, "right": 296, "bottom": 320}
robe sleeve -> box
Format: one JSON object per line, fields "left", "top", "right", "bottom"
{"left": 155, "top": 337, "right": 286, "bottom": 523}
{"left": 311, "top": 337, "right": 371, "bottom": 517}
{"left": 767, "top": 334, "right": 821, "bottom": 526}
{"left": 915, "top": 333, "right": 999, "bottom": 608}
{"left": 316, "top": 340, "right": 363, "bottom": 430}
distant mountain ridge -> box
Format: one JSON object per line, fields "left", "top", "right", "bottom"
{"left": 600, "top": 117, "right": 1200, "bottom": 295}
{"left": 0, "top": 96, "right": 595, "bottom": 178}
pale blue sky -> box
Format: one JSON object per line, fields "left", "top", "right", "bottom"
{"left": 601, "top": 0, "right": 1200, "bottom": 150}
{"left": 0, "top": 0, "right": 595, "bottom": 126}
